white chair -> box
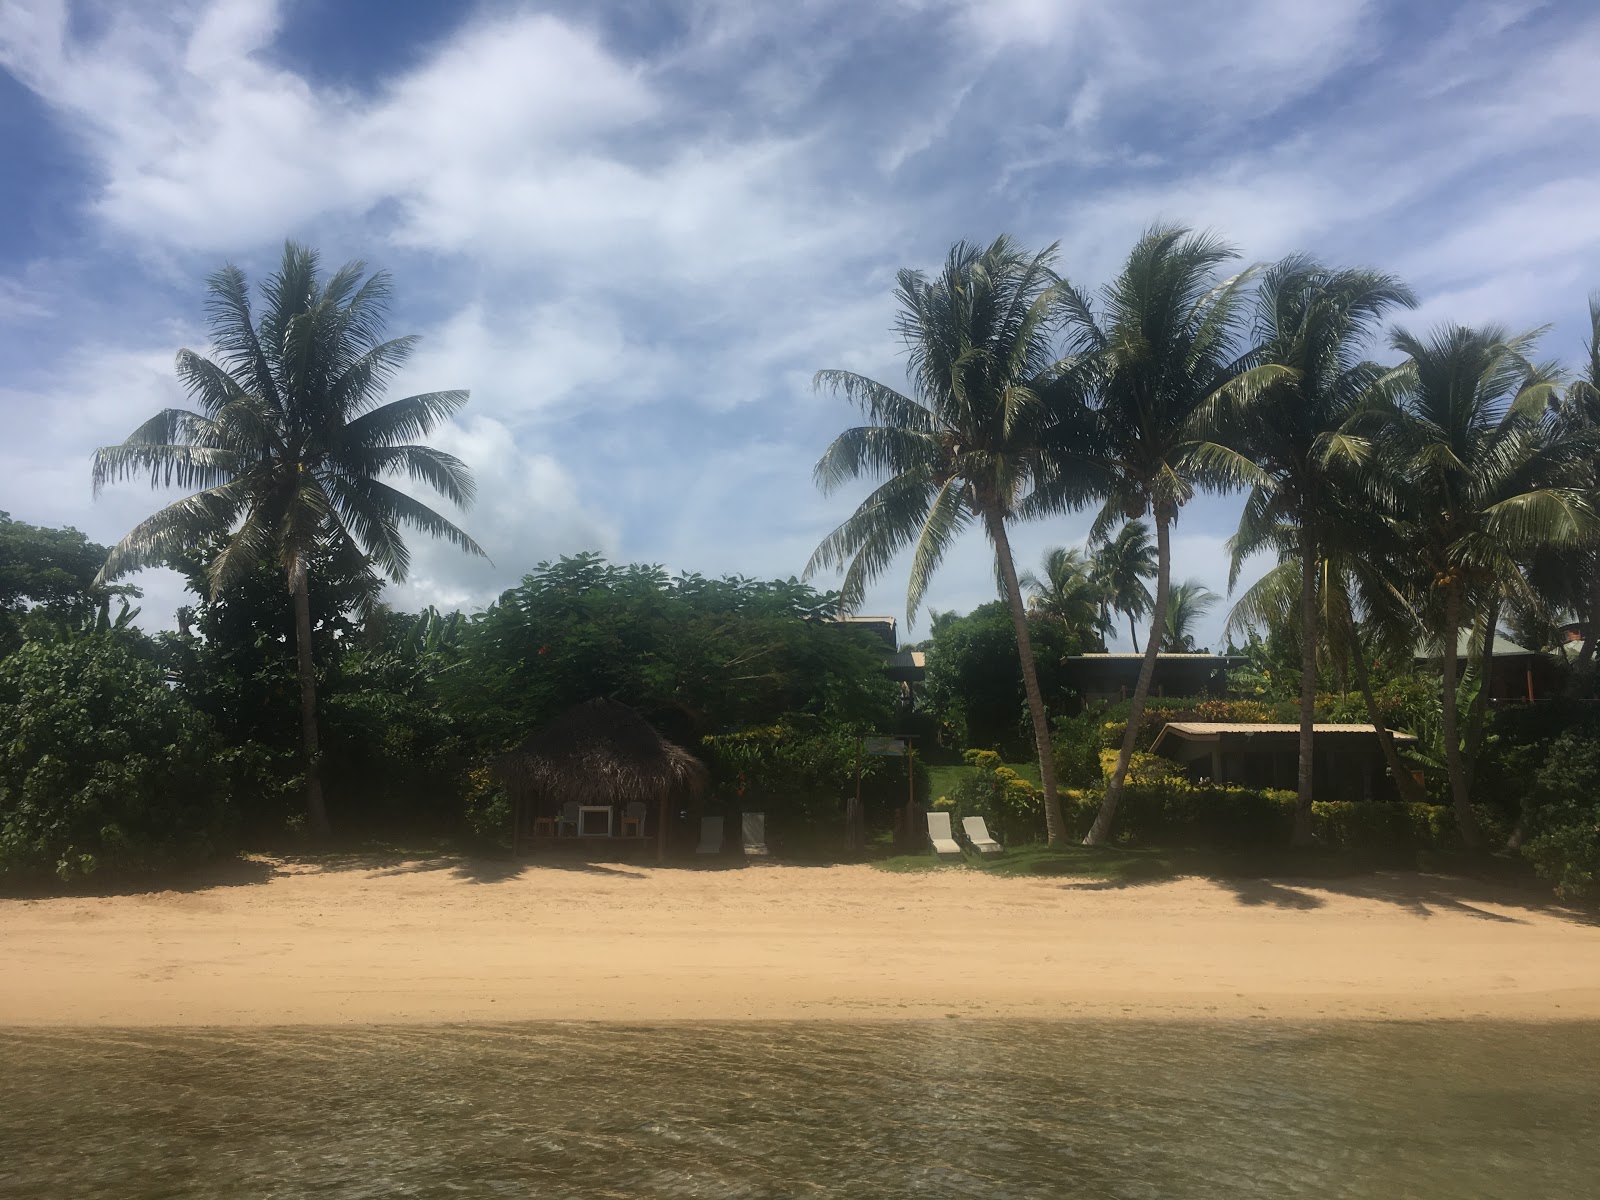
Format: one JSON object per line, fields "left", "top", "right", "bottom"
{"left": 925, "top": 811, "right": 962, "bottom": 858}
{"left": 621, "top": 801, "right": 647, "bottom": 837}
{"left": 557, "top": 801, "right": 580, "bottom": 837}
{"left": 741, "top": 812, "right": 768, "bottom": 856}
{"left": 696, "top": 815, "right": 724, "bottom": 855}
{"left": 961, "top": 816, "right": 1004, "bottom": 855}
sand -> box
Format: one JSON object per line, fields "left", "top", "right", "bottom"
{"left": 3, "top": 857, "right": 1597, "bottom": 1026}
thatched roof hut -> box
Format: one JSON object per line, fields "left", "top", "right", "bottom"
{"left": 496, "top": 699, "right": 708, "bottom": 858}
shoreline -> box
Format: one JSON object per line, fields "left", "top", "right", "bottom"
{"left": 4, "top": 858, "right": 1597, "bottom": 1028}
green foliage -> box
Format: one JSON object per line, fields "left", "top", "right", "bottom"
{"left": 1092, "top": 695, "right": 1293, "bottom": 755}
{"left": 1521, "top": 730, "right": 1600, "bottom": 899}
{"left": 1049, "top": 711, "right": 1103, "bottom": 789}
{"left": 0, "top": 638, "right": 234, "bottom": 882}
{"left": 0, "top": 512, "right": 140, "bottom": 656}
{"left": 920, "top": 601, "right": 1081, "bottom": 754}
{"left": 944, "top": 749, "right": 1044, "bottom": 844}
{"left": 700, "top": 723, "right": 926, "bottom": 848}
{"left": 452, "top": 553, "right": 896, "bottom": 751}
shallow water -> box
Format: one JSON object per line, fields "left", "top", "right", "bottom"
{"left": 1, "top": 1021, "right": 1595, "bottom": 1198}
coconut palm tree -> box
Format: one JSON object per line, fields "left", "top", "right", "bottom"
{"left": 1090, "top": 519, "right": 1156, "bottom": 651}
{"left": 807, "top": 236, "right": 1073, "bottom": 842}
{"left": 1224, "top": 257, "right": 1415, "bottom": 845}
{"left": 1554, "top": 295, "right": 1600, "bottom": 679}
{"left": 1162, "top": 579, "right": 1219, "bottom": 651}
{"left": 92, "top": 242, "right": 484, "bottom": 839}
{"left": 1020, "top": 545, "right": 1106, "bottom": 646}
{"left": 1382, "top": 323, "right": 1587, "bottom": 847}
{"left": 1051, "top": 225, "right": 1280, "bottom": 846}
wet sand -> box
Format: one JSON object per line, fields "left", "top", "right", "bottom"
{"left": 3, "top": 858, "right": 1597, "bottom": 1025}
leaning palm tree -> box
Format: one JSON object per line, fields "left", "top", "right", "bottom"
{"left": 1162, "top": 579, "right": 1219, "bottom": 651}
{"left": 1020, "top": 545, "right": 1106, "bottom": 646}
{"left": 1090, "top": 519, "right": 1156, "bottom": 650}
{"left": 1382, "top": 323, "right": 1586, "bottom": 847}
{"left": 1051, "top": 225, "right": 1279, "bottom": 846}
{"left": 807, "top": 236, "right": 1072, "bottom": 842}
{"left": 92, "top": 242, "right": 484, "bottom": 839}
{"left": 1224, "top": 257, "right": 1415, "bottom": 845}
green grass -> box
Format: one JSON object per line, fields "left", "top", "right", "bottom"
{"left": 874, "top": 841, "right": 1176, "bottom": 883}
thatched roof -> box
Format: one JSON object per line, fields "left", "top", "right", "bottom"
{"left": 494, "top": 699, "right": 708, "bottom": 808}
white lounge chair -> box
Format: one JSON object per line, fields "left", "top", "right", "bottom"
{"left": 962, "top": 816, "right": 1004, "bottom": 855}
{"left": 926, "top": 811, "right": 962, "bottom": 858}
{"left": 741, "top": 812, "right": 768, "bottom": 856}
{"left": 696, "top": 815, "right": 723, "bottom": 855}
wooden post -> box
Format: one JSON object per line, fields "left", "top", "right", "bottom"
{"left": 1526, "top": 666, "right": 1535, "bottom": 703}
{"left": 657, "top": 789, "right": 668, "bottom": 862}
{"left": 850, "top": 740, "right": 863, "bottom": 853}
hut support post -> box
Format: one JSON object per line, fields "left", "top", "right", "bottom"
{"left": 657, "top": 789, "right": 667, "bottom": 862}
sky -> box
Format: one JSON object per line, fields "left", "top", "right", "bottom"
{"left": 2, "top": 0, "right": 1599, "bottom": 649}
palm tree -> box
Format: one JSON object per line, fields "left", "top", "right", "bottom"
{"left": 1383, "top": 323, "right": 1587, "bottom": 847}
{"left": 92, "top": 242, "right": 484, "bottom": 839}
{"left": 1050, "top": 225, "right": 1279, "bottom": 846}
{"left": 1162, "top": 579, "right": 1219, "bottom": 651}
{"left": 1224, "top": 257, "right": 1415, "bottom": 845}
{"left": 1090, "top": 519, "right": 1156, "bottom": 650}
{"left": 1554, "top": 295, "right": 1600, "bottom": 679}
{"left": 807, "top": 236, "right": 1072, "bottom": 842}
{"left": 1020, "top": 545, "right": 1106, "bottom": 646}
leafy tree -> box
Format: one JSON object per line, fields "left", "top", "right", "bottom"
{"left": 0, "top": 637, "right": 233, "bottom": 882}
{"left": 0, "top": 512, "right": 140, "bottom": 655}
{"left": 1162, "top": 578, "right": 1219, "bottom": 651}
{"left": 806, "top": 237, "right": 1072, "bottom": 841}
{"left": 1521, "top": 729, "right": 1600, "bottom": 899}
{"left": 920, "top": 601, "right": 1081, "bottom": 752}
{"left": 1090, "top": 519, "right": 1155, "bottom": 650}
{"left": 91, "top": 242, "right": 484, "bottom": 838}
{"left": 1020, "top": 546, "right": 1106, "bottom": 646}
{"left": 1050, "top": 224, "right": 1278, "bottom": 845}
{"left": 1382, "top": 324, "right": 1589, "bottom": 847}
{"left": 1551, "top": 295, "right": 1600, "bottom": 683}
{"left": 1224, "top": 257, "right": 1415, "bottom": 843}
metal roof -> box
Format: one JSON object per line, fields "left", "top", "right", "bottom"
{"left": 1070, "top": 653, "right": 1241, "bottom": 660}
{"left": 1152, "top": 721, "right": 1417, "bottom": 754}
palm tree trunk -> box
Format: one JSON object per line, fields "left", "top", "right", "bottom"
{"left": 1463, "top": 594, "right": 1501, "bottom": 795}
{"left": 1292, "top": 531, "right": 1318, "bottom": 848}
{"left": 1128, "top": 612, "right": 1140, "bottom": 654}
{"left": 1350, "top": 631, "right": 1427, "bottom": 805}
{"left": 985, "top": 512, "right": 1066, "bottom": 844}
{"left": 1440, "top": 584, "right": 1481, "bottom": 850}
{"left": 290, "top": 560, "right": 332, "bottom": 841}
{"left": 1086, "top": 512, "right": 1171, "bottom": 846}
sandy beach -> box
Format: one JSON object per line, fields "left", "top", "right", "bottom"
{"left": 3, "top": 857, "right": 1598, "bottom": 1026}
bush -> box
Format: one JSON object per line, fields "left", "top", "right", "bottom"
{"left": 1062, "top": 779, "right": 1460, "bottom": 854}
{"left": 1521, "top": 732, "right": 1600, "bottom": 899}
{"left": 0, "top": 638, "right": 235, "bottom": 883}
{"left": 946, "top": 749, "right": 1044, "bottom": 844}
{"left": 1050, "top": 711, "right": 1102, "bottom": 789}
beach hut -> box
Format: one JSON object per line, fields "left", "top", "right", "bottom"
{"left": 497, "top": 699, "right": 708, "bottom": 861}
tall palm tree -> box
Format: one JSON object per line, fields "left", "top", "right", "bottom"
{"left": 1382, "top": 323, "right": 1586, "bottom": 847}
{"left": 807, "top": 236, "right": 1072, "bottom": 842}
{"left": 92, "top": 242, "right": 484, "bottom": 839}
{"left": 1162, "top": 579, "right": 1219, "bottom": 651}
{"left": 1020, "top": 545, "right": 1106, "bottom": 646}
{"left": 1050, "top": 225, "right": 1279, "bottom": 846}
{"left": 1091, "top": 519, "right": 1156, "bottom": 650}
{"left": 1555, "top": 295, "right": 1600, "bottom": 679}
{"left": 1224, "top": 257, "right": 1415, "bottom": 845}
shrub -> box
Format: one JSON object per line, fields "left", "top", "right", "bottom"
{"left": 1521, "top": 732, "right": 1600, "bottom": 900}
{"left": 1050, "top": 711, "right": 1102, "bottom": 789}
{"left": 946, "top": 749, "right": 1044, "bottom": 844}
{"left": 1097, "top": 748, "right": 1185, "bottom": 785}
{"left": 0, "top": 638, "right": 235, "bottom": 883}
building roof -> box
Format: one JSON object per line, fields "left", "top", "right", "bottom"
{"left": 1415, "top": 632, "right": 1537, "bottom": 660}
{"left": 1151, "top": 721, "right": 1416, "bottom": 755}
{"left": 493, "top": 699, "right": 708, "bottom": 807}
{"left": 833, "top": 615, "right": 898, "bottom": 650}
{"left": 1070, "top": 652, "right": 1242, "bottom": 661}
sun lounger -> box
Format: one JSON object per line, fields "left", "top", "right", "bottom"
{"left": 697, "top": 815, "right": 723, "bottom": 855}
{"left": 926, "top": 811, "right": 962, "bottom": 858}
{"left": 961, "top": 815, "right": 1004, "bottom": 855}
{"left": 741, "top": 812, "right": 768, "bottom": 856}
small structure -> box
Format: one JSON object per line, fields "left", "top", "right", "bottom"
{"left": 497, "top": 699, "right": 708, "bottom": 860}
{"left": 1414, "top": 633, "right": 1556, "bottom": 701}
{"left": 1062, "top": 653, "right": 1242, "bottom": 702}
{"left": 1150, "top": 722, "right": 1418, "bottom": 802}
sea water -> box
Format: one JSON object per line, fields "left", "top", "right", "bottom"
{"left": 1, "top": 1020, "right": 1595, "bottom": 1198}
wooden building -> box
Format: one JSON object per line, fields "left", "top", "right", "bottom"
{"left": 1149, "top": 722, "right": 1418, "bottom": 802}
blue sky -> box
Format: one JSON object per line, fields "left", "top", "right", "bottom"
{"left": 3, "top": 0, "right": 1599, "bottom": 648}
